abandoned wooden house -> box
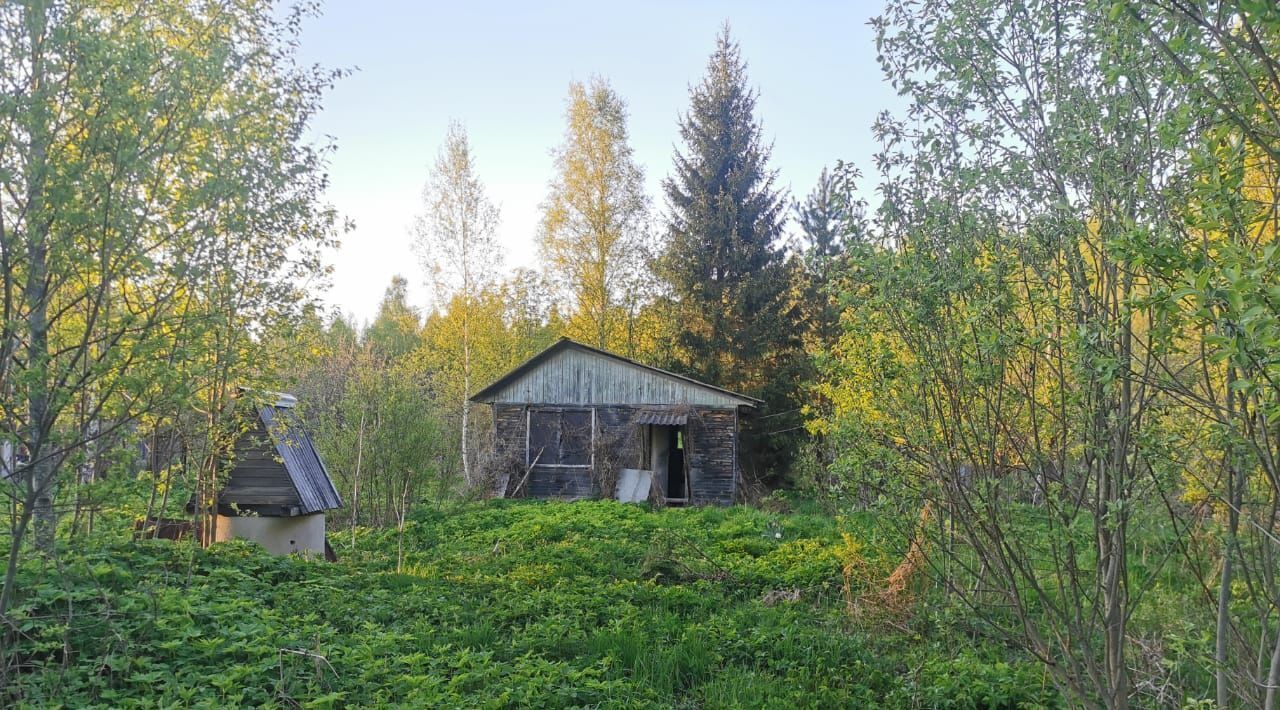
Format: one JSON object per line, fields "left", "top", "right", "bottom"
{"left": 191, "top": 393, "right": 342, "bottom": 558}
{"left": 471, "top": 338, "right": 760, "bottom": 505}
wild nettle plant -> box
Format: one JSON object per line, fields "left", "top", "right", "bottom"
{"left": 3, "top": 500, "right": 1058, "bottom": 707}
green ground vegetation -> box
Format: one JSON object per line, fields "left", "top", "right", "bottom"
{"left": 4, "top": 500, "right": 1059, "bottom": 708}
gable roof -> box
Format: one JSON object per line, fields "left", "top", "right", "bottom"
{"left": 256, "top": 401, "right": 343, "bottom": 514}
{"left": 470, "top": 338, "right": 761, "bottom": 408}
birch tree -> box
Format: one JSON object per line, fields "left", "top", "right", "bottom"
{"left": 0, "top": 0, "right": 339, "bottom": 615}
{"left": 413, "top": 122, "right": 500, "bottom": 488}
{"left": 539, "top": 77, "right": 651, "bottom": 353}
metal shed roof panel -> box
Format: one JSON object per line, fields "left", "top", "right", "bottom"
{"left": 634, "top": 412, "right": 688, "bottom": 426}
{"left": 470, "top": 339, "right": 760, "bottom": 408}
{"left": 259, "top": 405, "right": 343, "bottom": 514}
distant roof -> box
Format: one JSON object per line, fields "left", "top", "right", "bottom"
{"left": 470, "top": 338, "right": 761, "bottom": 408}
{"left": 258, "top": 402, "right": 343, "bottom": 514}
{"left": 235, "top": 386, "right": 299, "bottom": 410}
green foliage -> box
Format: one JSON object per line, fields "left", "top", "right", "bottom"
{"left": 539, "top": 76, "right": 652, "bottom": 354}
{"left": 793, "top": 165, "right": 866, "bottom": 351}
{"left": 0, "top": 0, "right": 341, "bottom": 609}
{"left": 3, "top": 501, "right": 1055, "bottom": 708}
{"left": 363, "top": 277, "right": 423, "bottom": 362}
{"left": 810, "top": 1, "right": 1280, "bottom": 705}
{"left": 657, "top": 25, "right": 806, "bottom": 482}
{"left": 287, "top": 304, "right": 452, "bottom": 529}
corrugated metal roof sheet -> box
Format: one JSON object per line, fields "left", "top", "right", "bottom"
{"left": 259, "top": 405, "right": 343, "bottom": 514}
{"left": 470, "top": 339, "right": 761, "bottom": 408}
{"left": 633, "top": 412, "right": 687, "bottom": 426}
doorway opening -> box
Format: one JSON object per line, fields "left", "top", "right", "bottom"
{"left": 647, "top": 424, "right": 688, "bottom": 505}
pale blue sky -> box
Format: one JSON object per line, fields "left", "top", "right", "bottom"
{"left": 296, "top": 1, "right": 901, "bottom": 323}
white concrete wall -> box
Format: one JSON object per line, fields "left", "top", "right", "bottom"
{"left": 215, "top": 513, "right": 326, "bottom": 557}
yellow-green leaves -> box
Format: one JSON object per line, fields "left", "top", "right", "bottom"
{"left": 538, "top": 77, "right": 651, "bottom": 354}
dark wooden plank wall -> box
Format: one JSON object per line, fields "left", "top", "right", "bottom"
{"left": 493, "top": 404, "right": 527, "bottom": 466}
{"left": 221, "top": 420, "right": 300, "bottom": 507}
{"left": 491, "top": 404, "right": 739, "bottom": 505}
{"left": 685, "top": 408, "right": 736, "bottom": 505}
{"left": 528, "top": 466, "right": 594, "bottom": 499}
{"left": 492, "top": 404, "right": 528, "bottom": 497}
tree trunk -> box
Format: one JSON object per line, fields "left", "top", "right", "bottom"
{"left": 1216, "top": 537, "right": 1237, "bottom": 706}
{"left": 351, "top": 409, "right": 364, "bottom": 550}
{"left": 461, "top": 307, "right": 471, "bottom": 488}
{"left": 153, "top": 430, "right": 176, "bottom": 535}
{"left": 396, "top": 476, "right": 411, "bottom": 573}
{"left": 24, "top": 0, "right": 55, "bottom": 555}
{"left": 0, "top": 501, "right": 34, "bottom": 617}
{"left": 1219, "top": 377, "right": 1245, "bottom": 708}
{"left": 141, "top": 429, "right": 161, "bottom": 536}
{"left": 1266, "top": 623, "right": 1280, "bottom": 710}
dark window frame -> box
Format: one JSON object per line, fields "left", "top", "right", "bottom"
{"left": 525, "top": 407, "right": 595, "bottom": 469}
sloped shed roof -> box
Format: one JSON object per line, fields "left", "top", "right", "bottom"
{"left": 470, "top": 338, "right": 760, "bottom": 409}
{"left": 256, "top": 403, "right": 343, "bottom": 514}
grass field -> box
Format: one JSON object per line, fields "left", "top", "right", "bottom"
{"left": 4, "top": 500, "right": 1056, "bottom": 708}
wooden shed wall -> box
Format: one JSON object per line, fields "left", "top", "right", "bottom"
{"left": 493, "top": 404, "right": 528, "bottom": 470}
{"left": 485, "top": 347, "right": 751, "bottom": 408}
{"left": 490, "top": 404, "right": 738, "bottom": 505}
{"left": 221, "top": 420, "right": 301, "bottom": 509}
{"left": 685, "top": 408, "right": 737, "bottom": 504}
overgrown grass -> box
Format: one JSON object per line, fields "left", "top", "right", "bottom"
{"left": 3, "top": 500, "right": 1057, "bottom": 707}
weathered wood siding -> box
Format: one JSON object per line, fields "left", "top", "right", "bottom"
{"left": 493, "top": 404, "right": 527, "bottom": 465}
{"left": 485, "top": 347, "right": 751, "bottom": 408}
{"left": 490, "top": 403, "right": 739, "bottom": 505}
{"left": 685, "top": 408, "right": 737, "bottom": 504}
{"left": 221, "top": 420, "right": 301, "bottom": 509}
{"left": 528, "top": 466, "right": 594, "bottom": 499}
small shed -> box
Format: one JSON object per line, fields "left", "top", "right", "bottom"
{"left": 471, "top": 338, "right": 760, "bottom": 505}
{"left": 198, "top": 393, "right": 342, "bottom": 557}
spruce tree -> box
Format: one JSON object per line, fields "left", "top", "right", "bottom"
{"left": 796, "top": 167, "right": 854, "bottom": 263}
{"left": 795, "top": 166, "right": 864, "bottom": 347}
{"left": 659, "top": 25, "right": 800, "bottom": 481}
